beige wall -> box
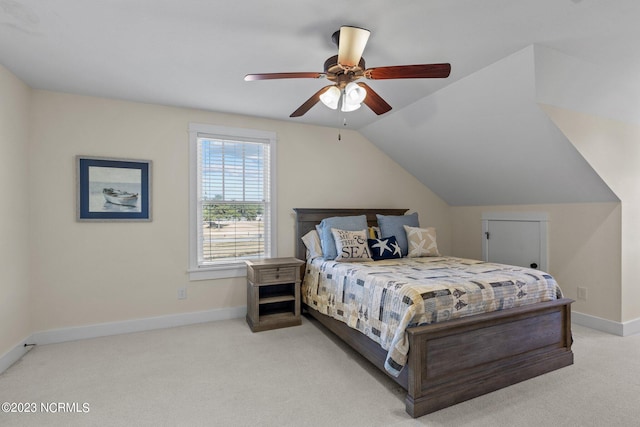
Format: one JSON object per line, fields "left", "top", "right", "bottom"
{"left": 0, "top": 65, "right": 31, "bottom": 356}
{"left": 542, "top": 105, "right": 640, "bottom": 322}
{"left": 451, "top": 203, "right": 622, "bottom": 322}
{"left": 27, "top": 90, "right": 451, "bottom": 333}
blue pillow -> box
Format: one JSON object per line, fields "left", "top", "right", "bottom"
{"left": 318, "top": 215, "right": 368, "bottom": 260}
{"left": 368, "top": 236, "right": 402, "bottom": 260}
{"left": 376, "top": 212, "right": 419, "bottom": 256}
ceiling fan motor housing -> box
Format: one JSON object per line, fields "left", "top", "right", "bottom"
{"left": 324, "top": 55, "right": 366, "bottom": 87}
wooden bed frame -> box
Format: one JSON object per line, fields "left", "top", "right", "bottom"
{"left": 294, "top": 208, "right": 574, "bottom": 418}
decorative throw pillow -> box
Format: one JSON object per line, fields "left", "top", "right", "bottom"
{"left": 331, "top": 228, "right": 372, "bottom": 262}
{"left": 403, "top": 225, "right": 441, "bottom": 257}
{"left": 301, "top": 229, "right": 323, "bottom": 260}
{"left": 368, "top": 226, "right": 381, "bottom": 239}
{"left": 377, "top": 212, "right": 419, "bottom": 257}
{"left": 318, "top": 215, "right": 368, "bottom": 260}
{"left": 368, "top": 236, "right": 402, "bottom": 260}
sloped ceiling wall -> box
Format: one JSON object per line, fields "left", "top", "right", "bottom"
{"left": 360, "top": 45, "right": 619, "bottom": 206}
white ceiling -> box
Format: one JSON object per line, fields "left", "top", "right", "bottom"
{"left": 2, "top": 0, "right": 640, "bottom": 131}
{"left": 0, "top": 0, "right": 634, "bottom": 207}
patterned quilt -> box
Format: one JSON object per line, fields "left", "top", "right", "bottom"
{"left": 302, "top": 256, "right": 563, "bottom": 377}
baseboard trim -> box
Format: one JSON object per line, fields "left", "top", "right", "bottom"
{"left": 622, "top": 316, "right": 640, "bottom": 336}
{"left": 31, "top": 306, "right": 247, "bottom": 346}
{"left": 0, "top": 337, "right": 33, "bottom": 375}
{"left": 571, "top": 311, "right": 640, "bottom": 336}
{"left": 6, "top": 307, "right": 636, "bottom": 374}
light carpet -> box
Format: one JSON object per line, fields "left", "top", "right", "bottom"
{"left": 1, "top": 317, "right": 639, "bottom": 426}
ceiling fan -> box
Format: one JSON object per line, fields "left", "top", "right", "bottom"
{"left": 244, "top": 26, "right": 451, "bottom": 118}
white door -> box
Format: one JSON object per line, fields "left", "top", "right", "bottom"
{"left": 481, "top": 213, "right": 548, "bottom": 271}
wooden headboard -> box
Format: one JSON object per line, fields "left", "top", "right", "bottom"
{"left": 293, "top": 208, "right": 409, "bottom": 261}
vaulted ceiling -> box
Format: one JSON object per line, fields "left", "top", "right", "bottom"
{"left": 360, "top": 45, "right": 621, "bottom": 206}
{"left": 1, "top": 0, "right": 636, "bottom": 205}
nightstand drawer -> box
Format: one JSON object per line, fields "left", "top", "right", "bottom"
{"left": 255, "top": 267, "right": 297, "bottom": 284}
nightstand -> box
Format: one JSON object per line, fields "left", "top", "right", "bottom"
{"left": 245, "top": 257, "right": 305, "bottom": 332}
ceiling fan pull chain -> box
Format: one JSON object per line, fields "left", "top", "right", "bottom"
{"left": 338, "top": 116, "right": 348, "bottom": 141}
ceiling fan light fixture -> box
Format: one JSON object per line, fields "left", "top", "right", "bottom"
{"left": 319, "top": 86, "right": 341, "bottom": 109}
{"left": 341, "top": 99, "right": 361, "bottom": 112}
{"left": 344, "top": 82, "right": 367, "bottom": 104}
{"left": 340, "top": 82, "right": 366, "bottom": 112}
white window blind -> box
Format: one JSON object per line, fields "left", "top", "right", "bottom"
{"left": 189, "top": 123, "right": 276, "bottom": 279}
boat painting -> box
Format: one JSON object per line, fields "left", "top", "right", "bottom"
{"left": 102, "top": 188, "right": 139, "bottom": 207}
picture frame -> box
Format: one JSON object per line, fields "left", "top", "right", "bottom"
{"left": 76, "top": 156, "right": 152, "bottom": 222}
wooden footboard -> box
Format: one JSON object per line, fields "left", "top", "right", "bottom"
{"left": 404, "top": 298, "right": 573, "bottom": 417}
{"left": 304, "top": 298, "right": 573, "bottom": 418}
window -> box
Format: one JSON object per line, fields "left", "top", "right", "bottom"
{"left": 189, "top": 123, "right": 276, "bottom": 280}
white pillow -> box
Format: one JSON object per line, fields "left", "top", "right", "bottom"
{"left": 331, "top": 228, "right": 372, "bottom": 262}
{"left": 403, "top": 225, "right": 441, "bottom": 257}
{"left": 318, "top": 215, "right": 368, "bottom": 260}
{"left": 301, "top": 229, "right": 323, "bottom": 260}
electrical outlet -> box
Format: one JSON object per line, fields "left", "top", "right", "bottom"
{"left": 178, "top": 287, "right": 187, "bottom": 300}
{"left": 577, "top": 287, "right": 587, "bottom": 301}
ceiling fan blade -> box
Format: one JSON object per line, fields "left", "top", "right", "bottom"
{"left": 357, "top": 83, "right": 392, "bottom": 115}
{"left": 290, "top": 85, "right": 333, "bottom": 117}
{"left": 337, "top": 26, "right": 370, "bottom": 68}
{"left": 244, "top": 72, "right": 325, "bottom": 81}
{"left": 365, "top": 63, "right": 451, "bottom": 80}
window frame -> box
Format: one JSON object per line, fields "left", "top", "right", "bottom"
{"left": 188, "top": 123, "right": 277, "bottom": 280}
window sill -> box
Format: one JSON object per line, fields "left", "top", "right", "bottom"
{"left": 188, "top": 264, "right": 247, "bottom": 281}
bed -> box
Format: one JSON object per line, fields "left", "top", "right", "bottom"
{"left": 294, "top": 208, "right": 573, "bottom": 418}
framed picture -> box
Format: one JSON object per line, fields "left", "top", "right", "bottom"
{"left": 76, "top": 156, "right": 152, "bottom": 221}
